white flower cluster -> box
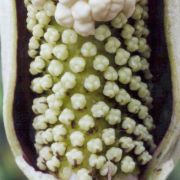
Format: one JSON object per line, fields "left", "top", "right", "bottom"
{"left": 26, "top": 0, "right": 155, "bottom": 178}
{"left": 55, "top": 0, "right": 139, "bottom": 36}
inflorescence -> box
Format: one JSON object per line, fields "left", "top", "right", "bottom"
{"left": 25, "top": 0, "right": 155, "bottom": 179}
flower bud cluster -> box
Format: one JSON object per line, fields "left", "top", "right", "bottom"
{"left": 55, "top": 0, "right": 139, "bottom": 36}
{"left": 25, "top": 0, "right": 155, "bottom": 179}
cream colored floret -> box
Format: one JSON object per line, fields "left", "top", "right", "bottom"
{"left": 71, "top": 1, "right": 92, "bottom": 22}
{"left": 55, "top": 3, "right": 74, "bottom": 27}
{"left": 105, "top": 37, "right": 121, "bottom": 54}
{"left": 91, "top": 101, "right": 109, "bottom": 118}
{"left": 125, "top": 37, "right": 139, "bottom": 52}
{"left": 121, "top": 156, "right": 136, "bottom": 173}
{"left": 44, "top": 27, "right": 60, "bottom": 44}
{"left": 143, "top": 115, "right": 154, "bottom": 131}
{"left": 128, "top": 98, "right": 141, "bottom": 114}
{"left": 129, "top": 76, "right": 141, "bottom": 91}
{"left": 61, "top": 167, "right": 73, "bottom": 180}
{"left": 44, "top": 109, "right": 58, "bottom": 124}
{"left": 32, "top": 97, "right": 48, "bottom": 114}
{"left": 138, "top": 38, "right": 149, "bottom": 53}
{"left": 43, "top": 1, "right": 56, "bottom": 17}
{"left": 134, "top": 124, "right": 149, "bottom": 141}
{"left": 111, "top": 13, "right": 127, "bottom": 29}
{"left": 121, "top": 24, "right": 135, "bottom": 40}
{"left": 69, "top": 57, "right": 86, "bottom": 73}
{"left": 71, "top": 93, "right": 87, "bottom": 110}
{"left": 115, "top": 48, "right": 130, "bottom": 66}
{"left": 46, "top": 156, "right": 60, "bottom": 172}
{"left": 48, "top": 60, "right": 64, "bottom": 76}
{"left": 119, "top": 137, "right": 135, "bottom": 152}
{"left": 138, "top": 151, "right": 152, "bottom": 165}
{"left": 35, "top": 131, "right": 44, "bottom": 145}
{"left": 106, "top": 147, "right": 122, "bottom": 162}
{"left": 78, "top": 115, "right": 95, "bottom": 131}
{"left": 138, "top": 85, "right": 150, "bottom": 99}
{"left": 105, "top": 0, "right": 124, "bottom": 21}
{"left": 70, "top": 131, "right": 85, "bottom": 147}
{"left": 53, "top": 44, "right": 69, "bottom": 61}
{"left": 115, "top": 89, "right": 131, "bottom": 105}
{"left": 28, "top": 49, "right": 38, "bottom": 58}
{"left": 47, "top": 94, "right": 63, "bottom": 112}
{"left": 36, "top": 10, "right": 50, "bottom": 26}
{"left": 122, "top": 117, "right": 136, "bottom": 134}
{"left": 27, "top": 18, "right": 37, "bottom": 31}
{"left": 89, "top": 154, "right": 106, "bottom": 169}
{"left": 61, "top": 72, "right": 76, "bottom": 90}
{"left": 118, "top": 67, "right": 132, "bottom": 84}
{"left": 87, "top": 138, "right": 103, "bottom": 153}
{"left": 95, "top": 25, "right": 111, "bottom": 41}
{"left": 31, "top": 77, "right": 43, "bottom": 94}
{"left": 105, "top": 108, "right": 121, "bottom": 125}
{"left": 84, "top": 75, "right": 100, "bottom": 92}
{"left": 141, "top": 58, "right": 150, "bottom": 71}
{"left": 74, "top": 21, "right": 95, "bottom": 37}
{"left": 33, "top": 115, "right": 47, "bottom": 130}
{"left": 104, "top": 66, "right": 118, "bottom": 81}
{"left": 27, "top": 6, "right": 34, "bottom": 16}
{"left": 132, "top": 4, "right": 143, "bottom": 20}
{"left": 29, "top": 36, "right": 40, "bottom": 49}
{"left": 81, "top": 42, "right": 97, "bottom": 57}
{"left": 41, "top": 132, "right": 52, "bottom": 146}
{"left": 40, "top": 43, "right": 53, "bottom": 60}
{"left": 103, "top": 81, "right": 119, "bottom": 98}
{"left": 77, "top": 169, "right": 92, "bottom": 180}
{"left": 66, "top": 149, "right": 84, "bottom": 166}
{"left": 102, "top": 128, "right": 116, "bottom": 146}
{"left": 39, "top": 146, "right": 53, "bottom": 161}
{"left": 100, "top": 161, "right": 117, "bottom": 176}
{"left": 52, "top": 82, "right": 66, "bottom": 98}
{"left": 59, "top": 108, "right": 75, "bottom": 126}
{"left": 40, "top": 74, "right": 53, "bottom": 91}
{"left": 51, "top": 142, "right": 67, "bottom": 156}
{"left": 93, "top": 55, "right": 109, "bottom": 72}
{"left": 88, "top": 0, "right": 111, "bottom": 21}
{"left": 62, "top": 29, "right": 78, "bottom": 44}
{"left": 128, "top": 55, "right": 142, "bottom": 72}
{"left": 52, "top": 125, "right": 67, "bottom": 141}
{"left": 138, "top": 105, "right": 148, "bottom": 119}
{"left": 27, "top": 4, "right": 38, "bottom": 18}
{"left": 32, "top": 24, "right": 44, "bottom": 38}
{"left": 29, "top": 56, "right": 46, "bottom": 75}
{"left": 37, "top": 156, "right": 47, "bottom": 170}
{"left": 134, "top": 141, "right": 145, "bottom": 155}
{"left": 134, "top": 19, "right": 145, "bottom": 37}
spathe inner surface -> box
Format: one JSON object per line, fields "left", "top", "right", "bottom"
{"left": 13, "top": 0, "right": 172, "bottom": 176}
